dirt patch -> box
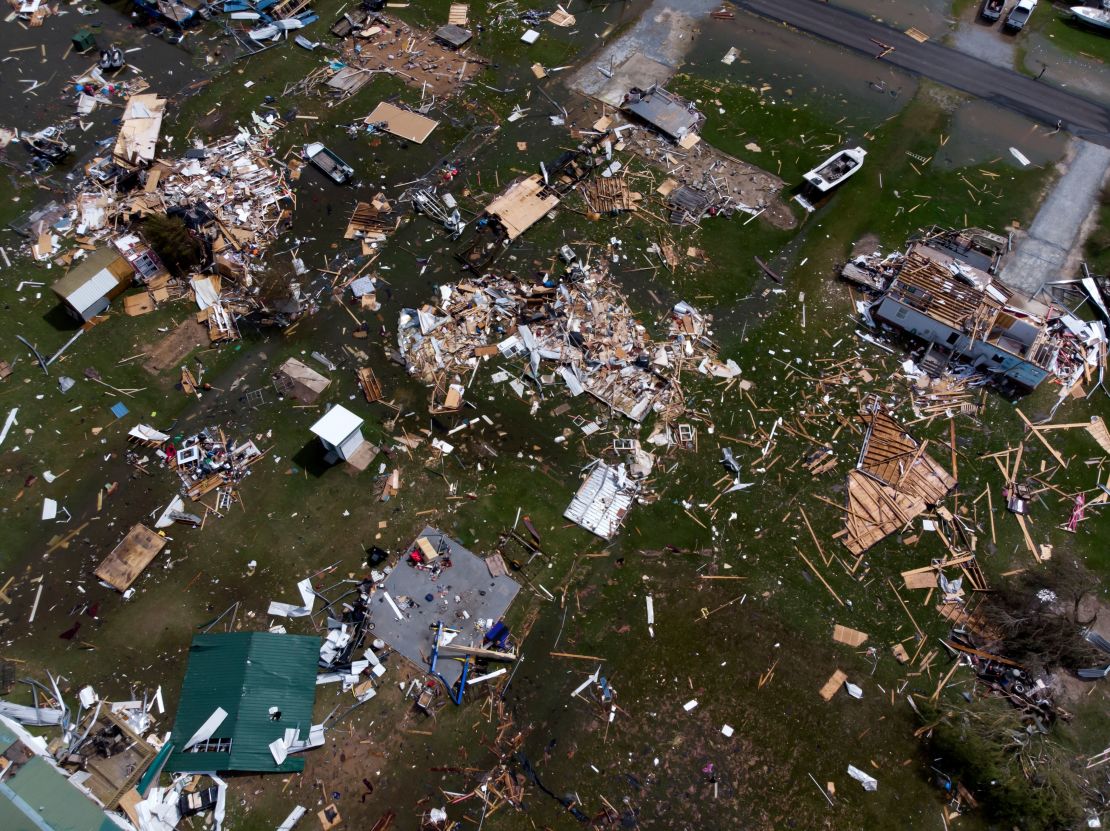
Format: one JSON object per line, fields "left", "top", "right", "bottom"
{"left": 143, "top": 318, "right": 209, "bottom": 375}
{"left": 619, "top": 122, "right": 796, "bottom": 230}
{"left": 850, "top": 233, "right": 881, "bottom": 257}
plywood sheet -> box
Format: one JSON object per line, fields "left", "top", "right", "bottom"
{"left": 365, "top": 102, "right": 439, "bottom": 144}
{"left": 819, "top": 669, "right": 848, "bottom": 701}
{"left": 832, "top": 624, "right": 868, "bottom": 647}
{"left": 95, "top": 524, "right": 166, "bottom": 591}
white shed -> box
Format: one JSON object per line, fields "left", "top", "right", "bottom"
{"left": 310, "top": 405, "right": 364, "bottom": 461}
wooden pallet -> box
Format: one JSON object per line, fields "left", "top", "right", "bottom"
{"left": 357, "top": 366, "right": 382, "bottom": 402}
{"left": 447, "top": 3, "right": 469, "bottom": 25}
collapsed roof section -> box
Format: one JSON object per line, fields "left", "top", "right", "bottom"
{"left": 843, "top": 404, "right": 956, "bottom": 557}
{"left": 621, "top": 84, "right": 703, "bottom": 141}
{"left": 113, "top": 94, "right": 166, "bottom": 169}
{"left": 564, "top": 462, "right": 638, "bottom": 540}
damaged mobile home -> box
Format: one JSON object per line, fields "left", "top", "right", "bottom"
{"left": 853, "top": 234, "right": 1106, "bottom": 391}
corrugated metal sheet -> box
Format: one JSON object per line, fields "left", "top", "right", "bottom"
{"left": 166, "top": 633, "right": 319, "bottom": 774}
{"left": 623, "top": 87, "right": 699, "bottom": 139}
{"left": 0, "top": 719, "right": 124, "bottom": 831}
{"left": 564, "top": 463, "right": 636, "bottom": 539}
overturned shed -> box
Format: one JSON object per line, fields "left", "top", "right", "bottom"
{"left": 275, "top": 358, "right": 330, "bottom": 404}
{"left": 621, "top": 85, "right": 702, "bottom": 141}
{"left": 434, "top": 23, "right": 472, "bottom": 49}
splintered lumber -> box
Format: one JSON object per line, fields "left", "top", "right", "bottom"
{"left": 439, "top": 643, "right": 517, "bottom": 661}
{"left": 819, "top": 669, "right": 848, "bottom": 701}
{"left": 887, "top": 577, "right": 923, "bottom": 636}
{"left": 550, "top": 651, "right": 604, "bottom": 661}
{"left": 357, "top": 366, "right": 382, "bottom": 402}
{"left": 832, "top": 624, "right": 868, "bottom": 647}
{"left": 94, "top": 524, "right": 166, "bottom": 591}
{"left": 795, "top": 547, "right": 844, "bottom": 606}
{"left": 1015, "top": 408, "right": 1067, "bottom": 468}
{"left": 943, "top": 639, "right": 1022, "bottom": 668}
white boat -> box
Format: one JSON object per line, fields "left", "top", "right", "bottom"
{"left": 273, "top": 17, "right": 305, "bottom": 30}
{"left": 1071, "top": 5, "right": 1110, "bottom": 31}
{"left": 230, "top": 10, "right": 259, "bottom": 19}
{"left": 304, "top": 142, "right": 355, "bottom": 185}
{"left": 802, "top": 147, "right": 867, "bottom": 193}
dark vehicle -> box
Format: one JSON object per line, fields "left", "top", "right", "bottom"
{"left": 980, "top": 0, "right": 1004, "bottom": 22}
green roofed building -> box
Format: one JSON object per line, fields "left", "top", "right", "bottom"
{"left": 0, "top": 715, "right": 132, "bottom": 831}
{"left": 166, "top": 632, "right": 320, "bottom": 774}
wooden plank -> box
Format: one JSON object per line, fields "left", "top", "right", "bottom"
{"left": 819, "top": 669, "right": 848, "bottom": 701}
{"left": 1015, "top": 408, "right": 1067, "bottom": 468}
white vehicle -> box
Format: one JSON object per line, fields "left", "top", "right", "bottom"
{"left": 1004, "top": 0, "right": 1037, "bottom": 32}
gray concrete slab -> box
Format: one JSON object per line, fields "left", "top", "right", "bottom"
{"left": 1000, "top": 141, "right": 1110, "bottom": 295}
{"left": 371, "top": 527, "right": 519, "bottom": 687}
{"left": 568, "top": 0, "right": 721, "bottom": 105}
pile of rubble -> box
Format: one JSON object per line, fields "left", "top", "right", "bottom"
{"left": 128, "top": 423, "right": 263, "bottom": 523}
{"left": 397, "top": 259, "right": 740, "bottom": 422}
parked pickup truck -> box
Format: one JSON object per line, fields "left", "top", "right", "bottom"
{"left": 980, "top": 0, "right": 1004, "bottom": 22}
{"left": 1004, "top": 0, "right": 1037, "bottom": 31}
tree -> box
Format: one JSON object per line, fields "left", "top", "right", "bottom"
{"left": 918, "top": 698, "right": 1087, "bottom": 831}
{"left": 982, "top": 555, "right": 1103, "bottom": 675}
{"left": 140, "top": 213, "right": 203, "bottom": 278}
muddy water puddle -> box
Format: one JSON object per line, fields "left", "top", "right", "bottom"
{"left": 936, "top": 98, "right": 1070, "bottom": 171}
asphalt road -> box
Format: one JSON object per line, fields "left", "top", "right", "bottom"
{"left": 737, "top": 0, "right": 1110, "bottom": 147}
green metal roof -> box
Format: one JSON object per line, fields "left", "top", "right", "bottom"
{"left": 165, "top": 632, "right": 320, "bottom": 774}
{"left": 0, "top": 721, "right": 123, "bottom": 831}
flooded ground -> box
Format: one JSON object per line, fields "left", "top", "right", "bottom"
{"left": 0, "top": 4, "right": 207, "bottom": 188}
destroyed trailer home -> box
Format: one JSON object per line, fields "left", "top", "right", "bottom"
{"left": 0, "top": 715, "right": 134, "bottom": 831}
{"left": 51, "top": 247, "right": 136, "bottom": 322}
{"left": 166, "top": 632, "right": 320, "bottom": 774}
{"left": 371, "top": 528, "right": 520, "bottom": 689}
{"left": 317, "top": 13, "right": 482, "bottom": 100}
{"left": 842, "top": 403, "right": 957, "bottom": 557}
{"left": 613, "top": 121, "right": 789, "bottom": 228}
{"left": 66, "top": 114, "right": 293, "bottom": 286}
{"left": 61, "top": 706, "right": 157, "bottom": 811}
{"left": 867, "top": 242, "right": 1105, "bottom": 390}
{"left": 397, "top": 266, "right": 740, "bottom": 423}
{"left": 621, "top": 84, "right": 704, "bottom": 142}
